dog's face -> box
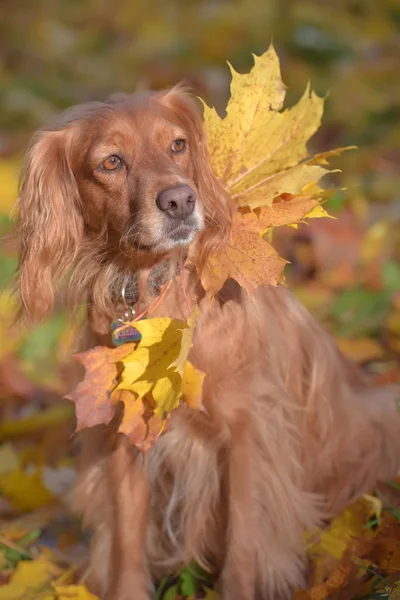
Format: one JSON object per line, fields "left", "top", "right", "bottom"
{"left": 17, "top": 87, "right": 234, "bottom": 322}
{"left": 72, "top": 92, "right": 205, "bottom": 253}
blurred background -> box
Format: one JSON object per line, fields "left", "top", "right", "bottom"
{"left": 0, "top": 0, "right": 399, "bottom": 595}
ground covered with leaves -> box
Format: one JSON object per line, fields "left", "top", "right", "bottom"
{"left": 1, "top": 1, "right": 400, "bottom": 598}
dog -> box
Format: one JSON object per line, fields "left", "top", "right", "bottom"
{"left": 15, "top": 87, "right": 400, "bottom": 599}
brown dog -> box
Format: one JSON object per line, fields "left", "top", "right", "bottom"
{"left": 16, "top": 87, "right": 400, "bottom": 599}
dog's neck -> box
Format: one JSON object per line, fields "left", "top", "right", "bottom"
{"left": 87, "top": 250, "right": 198, "bottom": 344}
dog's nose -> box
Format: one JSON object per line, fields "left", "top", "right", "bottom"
{"left": 156, "top": 185, "right": 196, "bottom": 220}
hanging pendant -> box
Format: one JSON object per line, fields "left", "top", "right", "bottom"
{"left": 111, "top": 281, "right": 142, "bottom": 346}
{"left": 111, "top": 319, "right": 142, "bottom": 346}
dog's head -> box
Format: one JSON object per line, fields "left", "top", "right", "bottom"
{"left": 16, "top": 87, "right": 234, "bottom": 322}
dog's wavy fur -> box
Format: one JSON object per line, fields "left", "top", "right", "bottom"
{"left": 15, "top": 87, "right": 400, "bottom": 600}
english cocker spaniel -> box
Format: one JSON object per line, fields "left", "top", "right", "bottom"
{"left": 16, "top": 87, "right": 400, "bottom": 600}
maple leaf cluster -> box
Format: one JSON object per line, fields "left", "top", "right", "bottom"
{"left": 200, "top": 46, "right": 353, "bottom": 296}
{"left": 68, "top": 316, "right": 204, "bottom": 452}
{"left": 68, "top": 46, "right": 351, "bottom": 451}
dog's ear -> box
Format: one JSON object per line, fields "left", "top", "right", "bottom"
{"left": 16, "top": 128, "right": 84, "bottom": 323}
{"left": 160, "top": 86, "right": 235, "bottom": 268}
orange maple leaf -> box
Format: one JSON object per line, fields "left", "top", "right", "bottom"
{"left": 66, "top": 345, "right": 172, "bottom": 452}
{"left": 200, "top": 195, "right": 321, "bottom": 296}
{"left": 112, "top": 390, "right": 170, "bottom": 453}
{"left": 200, "top": 210, "right": 286, "bottom": 297}
{"left": 66, "top": 344, "right": 134, "bottom": 430}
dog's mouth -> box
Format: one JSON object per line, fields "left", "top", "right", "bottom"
{"left": 154, "top": 219, "right": 202, "bottom": 252}
{"left": 167, "top": 218, "right": 200, "bottom": 242}
{"left": 127, "top": 217, "right": 202, "bottom": 254}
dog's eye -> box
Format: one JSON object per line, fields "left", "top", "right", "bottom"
{"left": 171, "top": 139, "right": 186, "bottom": 154}
{"left": 100, "top": 155, "right": 123, "bottom": 171}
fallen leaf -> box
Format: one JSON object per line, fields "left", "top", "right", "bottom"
{"left": 306, "top": 494, "right": 381, "bottom": 586}
{"left": 0, "top": 553, "right": 61, "bottom": 599}
{"left": 53, "top": 584, "right": 99, "bottom": 600}
{"left": 0, "top": 444, "right": 20, "bottom": 474}
{"left": 309, "top": 494, "right": 381, "bottom": 562}
{"left": 204, "top": 589, "right": 220, "bottom": 599}
{"left": 336, "top": 337, "right": 385, "bottom": 364}
{"left": 293, "top": 562, "right": 357, "bottom": 600}
{"left": 0, "top": 403, "right": 74, "bottom": 442}
{"left": 0, "top": 159, "right": 19, "bottom": 214}
{"left": 0, "top": 467, "right": 55, "bottom": 512}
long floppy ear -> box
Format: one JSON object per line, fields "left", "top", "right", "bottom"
{"left": 160, "top": 87, "right": 235, "bottom": 268}
{"left": 16, "top": 128, "right": 83, "bottom": 323}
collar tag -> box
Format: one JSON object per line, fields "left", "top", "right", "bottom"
{"left": 111, "top": 319, "right": 142, "bottom": 346}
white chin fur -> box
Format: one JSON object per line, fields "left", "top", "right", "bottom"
{"left": 154, "top": 228, "right": 199, "bottom": 252}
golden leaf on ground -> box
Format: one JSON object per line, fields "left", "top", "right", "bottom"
{"left": 293, "top": 562, "right": 357, "bottom": 600}
{"left": 0, "top": 467, "right": 55, "bottom": 512}
{"left": 337, "top": 337, "right": 385, "bottom": 364}
{"left": 305, "top": 494, "right": 381, "bottom": 588}
{"left": 386, "top": 581, "right": 400, "bottom": 600}
{"left": 0, "top": 443, "right": 20, "bottom": 473}
{"left": 52, "top": 584, "right": 99, "bottom": 600}
{"left": 0, "top": 553, "right": 61, "bottom": 599}
{"left": 308, "top": 494, "right": 381, "bottom": 562}
{"left": 0, "top": 159, "right": 19, "bottom": 214}
{"left": 0, "top": 404, "right": 74, "bottom": 442}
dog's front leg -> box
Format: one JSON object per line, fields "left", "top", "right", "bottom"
{"left": 221, "top": 408, "right": 257, "bottom": 600}
{"left": 103, "top": 433, "right": 150, "bottom": 600}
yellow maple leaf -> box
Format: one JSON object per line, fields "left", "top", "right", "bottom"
{"left": 200, "top": 45, "right": 354, "bottom": 296}
{"left": 68, "top": 314, "right": 205, "bottom": 451}
{"left": 203, "top": 46, "right": 342, "bottom": 209}
{"left": 118, "top": 317, "right": 204, "bottom": 419}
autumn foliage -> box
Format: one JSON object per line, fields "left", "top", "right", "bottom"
{"left": 0, "top": 28, "right": 399, "bottom": 599}
{"left": 67, "top": 46, "right": 350, "bottom": 452}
